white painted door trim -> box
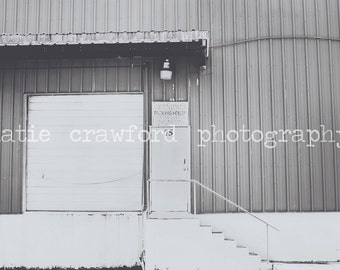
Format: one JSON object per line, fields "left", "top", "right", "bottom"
{"left": 149, "top": 126, "right": 191, "bottom": 213}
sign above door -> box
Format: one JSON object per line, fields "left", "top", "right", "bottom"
{"left": 152, "top": 102, "right": 189, "bottom": 126}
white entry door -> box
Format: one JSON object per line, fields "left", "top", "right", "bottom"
{"left": 150, "top": 126, "right": 190, "bottom": 212}
{"left": 26, "top": 94, "right": 144, "bottom": 211}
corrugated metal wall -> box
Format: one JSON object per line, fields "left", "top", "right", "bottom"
{"left": 194, "top": 0, "right": 340, "bottom": 213}
{"left": 0, "top": 57, "right": 194, "bottom": 214}
{"left": 0, "top": 0, "right": 339, "bottom": 213}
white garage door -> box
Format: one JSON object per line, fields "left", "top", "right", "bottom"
{"left": 26, "top": 94, "right": 144, "bottom": 211}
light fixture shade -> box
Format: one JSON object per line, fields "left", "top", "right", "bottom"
{"left": 160, "top": 69, "right": 172, "bottom": 80}
{"left": 160, "top": 59, "right": 172, "bottom": 80}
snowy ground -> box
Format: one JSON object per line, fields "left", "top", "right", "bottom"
{"left": 272, "top": 263, "right": 340, "bottom": 270}
{"left": 199, "top": 213, "right": 340, "bottom": 261}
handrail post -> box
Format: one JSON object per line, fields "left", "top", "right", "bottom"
{"left": 193, "top": 181, "right": 197, "bottom": 215}
{"left": 147, "top": 180, "right": 151, "bottom": 215}
{"left": 266, "top": 224, "right": 269, "bottom": 262}
{"left": 146, "top": 180, "right": 149, "bottom": 215}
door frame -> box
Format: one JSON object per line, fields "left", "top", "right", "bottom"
{"left": 148, "top": 125, "right": 191, "bottom": 214}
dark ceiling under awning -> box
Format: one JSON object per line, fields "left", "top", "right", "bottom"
{"left": 0, "top": 30, "right": 209, "bottom": 65}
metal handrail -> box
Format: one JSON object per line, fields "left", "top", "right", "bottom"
{"left": 148, "top": 179, "right": 279, "bottom": 262}
{"left": 190, "top": 179, "right": 279, "bottom": 231}
{"left": 148, "top": 179, "right": 278, "bottom": 231}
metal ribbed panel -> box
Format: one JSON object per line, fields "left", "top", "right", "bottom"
{"left": 0, "top": 0, "right": 202, "bottom": 34}
{"left": 0, "top": 68, "right": 14, "bottom": 213}
{"left": 0, "top": 0, "right": 340, "bottom": 213}
{"left": 26, "top": 94, "right": 144, "bottom": 211}
{"left": 191, "top": 0, "right": 340, "bottom": 213}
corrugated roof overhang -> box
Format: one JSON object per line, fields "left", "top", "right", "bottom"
{"left": 0, "top": 30, "right": 209, "bottom": 63}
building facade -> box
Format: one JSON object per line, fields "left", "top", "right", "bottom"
{"left": 0, "top": 0, "right": 339, "bottom": 214}
{"left": 0, "top": 0, "right": 340, "bottom": 268}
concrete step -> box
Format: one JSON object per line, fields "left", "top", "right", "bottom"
{"left": 199, "top": 224, "right": 213, "bottom": 237}
{"left": 211, "top": 231, "right": 225, "bottom": 241}
{"left": 248, "top": 253, "right": 262, "bottom": 270}
{"left": 145, "top": 217, "right": 266, "bottom": 270}
{"left": 260, "top": 261, "right": 273, "bottom": 270}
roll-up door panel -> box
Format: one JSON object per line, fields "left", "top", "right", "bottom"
{"left": 26, "top": 94, "right": 144, "bottom": 211}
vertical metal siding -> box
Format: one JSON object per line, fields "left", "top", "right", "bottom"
{"left": 0, "top": 0, "right": 339, "bottom": 213}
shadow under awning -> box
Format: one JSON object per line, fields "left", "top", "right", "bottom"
{"left": 0, "top": 30, "right": 209, "bottom": 64}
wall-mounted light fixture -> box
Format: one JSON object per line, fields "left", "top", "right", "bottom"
{"left": 160, "top": 59, "right": 172, "bottom": 80}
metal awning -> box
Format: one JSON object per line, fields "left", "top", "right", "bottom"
{"left": 0, "top": 30, "right": 209, "bottom": 62}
